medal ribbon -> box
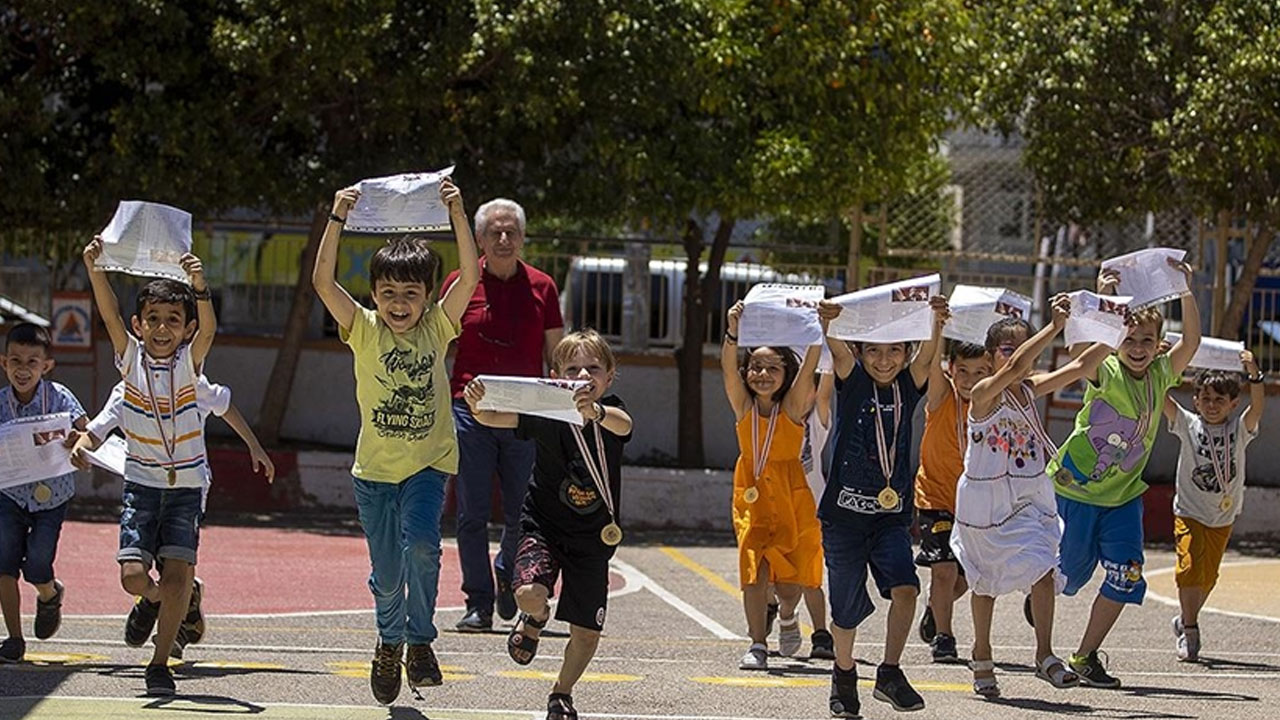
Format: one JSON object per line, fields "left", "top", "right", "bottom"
{"left": 1127, "top": 374, "right": 1154, "bottom": 450}
{"left": 751, "top": 403, "right": 781, "bottom": 484}
{"left": 142, "top": 357, "right": 179, "bottom": 479}
{"left": 5, "top": 380, "right": 49, "bottom": 419}
{"left": 570, "top": 419, "right": 614, "bottom": 520}
{"left": 1005, "top": 382, "right": 1059, "bottom": 459}
{"left": 873, "top": 382, "right": 903, "bottom": 491}
{"left": 1207, "top": 422, "right": 1233, "bottom": 498}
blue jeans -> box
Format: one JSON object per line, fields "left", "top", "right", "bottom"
{"left": 0, "top": 495, "right": 68, "bottom": 584}
{"left": 353, "top": 467, "right": 447, "bottom": 646}
{"left": 117, "top": 482, "right": 204, "bottom": 568}
{"left": 452, "top": 399, "right": 536, "bottom": 613}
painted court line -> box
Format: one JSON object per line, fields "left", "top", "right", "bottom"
{"left": 610, "top": 557, "right": 744, "bottom": 640}
{"left": 659, "top": 546, "right": 815, "bottom": 636}
{"left": 1145, "top": 559, "right": 1280, "bottom": 625}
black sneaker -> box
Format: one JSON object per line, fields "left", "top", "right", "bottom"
{"left": 873, "top": 664, "right": 925, "bottom": 712}
{"left": 145, "top": 663, "right": 176, "bottom": 696}
{"left": 1023, "top": 595, "right": 1035, "bottom": 628}
{"left": 370, "top": 640, "right": 403, "bottom": 705}
{"left": 918, "top": 604, "right": 936, "bottom": 644}
{"left": 454, "top": 607, "right": 492, "bottom": 633}
{"left": 405, "top": 643, "right": 443, "bottom": 688}
{"left": 931, "top": 633, "right": 959, "bottom": 663}
{"left": 765, "top": 601, "right": 780, "bottom": 638}
{"left": 1069, "top": 650, "right": 1121, "bottom": 689}
{"left": 0, "top": 637, "right": 25, "bottom": 663}
{"left": 810, "top": 629, "right": 836, "bottom": 660}
{"left": 34, "top": 580, "right": 65, "bottom": 640}
{"left": 830, "top": 663, "right": 860, "bottom": 718}
{"left": 496, "top": 573, "right": 517, "bottom": 622}
{"left": 125, "top": 596, "right": 161, "bottom": 647}
{"left": 182, "top": 577, "right": 205, "bottom": 645}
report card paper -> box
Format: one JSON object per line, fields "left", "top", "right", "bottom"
{"left": 0, "top": 413, "right": 76, "bottom": 490}
{"left": 1064, "top": 291, "right": 1132, "bottom": 349}
{"left": 826, "top": 274, "right": 941, "bottom": 343}
{"left": 1101, "top": 248, "right": 1190, "bottom": 310}
{"left": 1165, "top": 333, "right": 1244, "bottom": 372}
{"left": 96, "top": 201, "right": 193, "bottom": 282}
{"left": 739, "top": 284, "right": 825, "bottom": 347}
{"left": 347, "top": 166, "right": 456, "bottom": 233}
{"left": 473, "top": 376, "right": 591, "bottom": 426}
{"left": 944, "top": 285, "right": 1033, "bottom": 346}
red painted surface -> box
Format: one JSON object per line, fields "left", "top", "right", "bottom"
{"left": 1142, "top": 484, "right": 1176, "bottom": 543}
{"left": 18, "top": 521, "right": 626, "bottom": 616}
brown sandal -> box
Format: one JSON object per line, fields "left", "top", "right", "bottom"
{"left": 507, "top": 612, "right": 547, "bottom": 665}
{"left": 547, "top": 693, "right": 577, "bottom": 720}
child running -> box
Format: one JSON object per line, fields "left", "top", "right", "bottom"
{"left": 1046, "top": 259, "right": 1200, "bottom": 687}
{"left": 913, "top": 340, "right": 989, "bottom": 662}
{"left": 82, "top": 239, "right": 217, "bottom": 696}
{"left": 815, "top": 294, "right": 946, "bottom": 717}
{"left": 1161, "top": 352, "right": 1264, "bottom": 661}
{"left": 951, "top": 297, "right": 1110, "bottom": 697}
{"left": 312, "top": 178, "right": 478, "bottom": 704}
{"left": 0, "top": 323, "right": 87, "bottom": 663}
{"left": 722, "top": 301, "right": 822, "bottom": 671}
{"left": 463, "top": 330, "right": 632, "bottom": 720}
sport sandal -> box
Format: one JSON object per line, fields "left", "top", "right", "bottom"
{"left": 507, "top": 612, "right": 547, "bottom": 665}
{"left": 1036, "top": 654, "right": 1079, "bottom": 688}
{"left": 970, "top": 658, "right": 1000, "bottom": 698}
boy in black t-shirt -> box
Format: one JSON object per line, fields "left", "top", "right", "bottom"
{"left": 464, "top": 330, "right": 632, "bottom": 720}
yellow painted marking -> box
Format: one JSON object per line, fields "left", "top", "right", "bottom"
{"left": 0, "top": 697, "right": 534, "bottom": 720}
{"left": 324, "top": 660, "right": 473, "bottom": 681}
{"left": 22, "top": 652, "right": 107, "bottom": 665}
{"left": 660, "top": 546, "right": 815, "bottom": 635}
{"left": 692, "top": 676, "right": 973, "bottom": 692}
{"left": 193, "top": 660, "right": 287, "bottom": 670}
{"left": 498, "top": 669, "right": 642, "bottom": 682}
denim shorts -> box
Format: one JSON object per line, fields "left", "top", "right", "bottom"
{"left": 0, "top": 494, "right": 69, "bottom": 584}
{"left": 118, "top": 481, "right": 204, "bottom": 568}
{"left": 823, "top": 513, "right": 920, "bottom": 629}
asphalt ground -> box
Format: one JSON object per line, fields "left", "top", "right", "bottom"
{"left": 2, "top": 520, "right": 1279, "bottom": 720}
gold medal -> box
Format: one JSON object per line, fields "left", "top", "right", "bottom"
{"left": 167, "top": 467, "right": 177, "bottom": 486}
{"left": 877, "top": 487, "right": 900, "bottom": 510}
{"left": 743, "top": 486, "right": 760, "bottom": 504}
{"left": 1219, "top": 495, "right": 1234, "bottom": 513}
{"left": 33, "top": 483, "right": 53, "bottom": 504}
{"left": 600, "top": 522, "right": 623, "bottom": 546}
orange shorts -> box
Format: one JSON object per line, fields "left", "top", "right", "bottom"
{"left": 1174, "top": 516, "right": 1233, "bottom": 590}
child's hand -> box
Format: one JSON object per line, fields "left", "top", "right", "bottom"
{"left": 1097, "top": 269, "right": 1121, "bottom": 295}
{"left": 1242, "top": 350, "right": 1258, "bottom": 375}
{"left": 463, "top": 378, "right": 487, "bottom": 412}
{"left": 1156, "top": 338, "right": 1173, "bottom": 355}
{"left": 1050, "top": 293, "right": 1071, "bottom": 330}
{"left": 250, "top": 445, "right": 275, "bottom": 484}
{"left": 574, "top": 385, "right": 602, "bottom": 422}
{"left": 817, "top": 299, "right": 843, "bottom": 322}
{"left": 83, "top": 236, "right": 104, "bottom": 269}
{"left": 727, "top": 301, "right": 743, "bottom": 335}
{"left": 929, "top": 295, "right": 950, "bottom": 328}
{"left": 1167, "top": 256, "right": 1194, "bottom": 283}
{"left": 180, "top": 253, "right": 207, "bottom": 292}
{"left": 64, "top": 431, "right": 91, "bottom": 471}
{"left": 440, "top": 177, "right": 464, "bottom": 215}
{"left": 332, "top": 187, "right": 360, "bottom": 220}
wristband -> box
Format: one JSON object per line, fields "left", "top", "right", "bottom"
{"left": 593, "top": 402, "right": 605, "bottom": 422}
{"left": 724, "top": 332, "right": 738, "bottom": 343}
{"left": 1248, "top": 371, "right": 1265, "bottom": 384}
{"left": 192, "top": 287, "right": 211, "bottom": 301}
{"left": 328, "top": 212, "right": 347, "bottom": 225}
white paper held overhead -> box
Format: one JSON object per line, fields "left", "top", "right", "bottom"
{"left": 473, "top": 375, "right": 591, "bottom": 426}
{"left": 944, "top": 285, "right": 1033, "bottom": 346}
{"left": 96, "top": 201, "right": 193, "bottom": 282}
{"left": 739, "top": 284, "right": 825, "bottom": 347}
{"left": 1064, "top": 291, "right": 1132, "bottom": 349}
{"left": 1100, "top": 248, "right": 1190, "bottom": 310}
{"left": 826, "top": 274, "right": 941, "bottom": 343}
{"left": 1164, "top": 333, "right": 1244, "bottom": 372}
{"left": 347, "top": 166, "right": 456, "bottom": 233}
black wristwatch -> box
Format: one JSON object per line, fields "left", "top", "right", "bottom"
{"left": 1247, "top": 371, "right": 1265, "bottom": 384}
{"left": 192, "top": 286, "right": 211, "bottom": 301}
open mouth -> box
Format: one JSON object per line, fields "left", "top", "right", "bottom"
{"left": 388, "top": 311, "right": 411, "bottom": 323}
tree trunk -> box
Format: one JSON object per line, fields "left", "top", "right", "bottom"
{"left": 674, "top": 216, "right": 735, "bottom": 468}
{"left": 1220, "top": 219, "right": 1275, "bottom": 341}
{"left": 255, "top": 204, "right": 329, "bottom": 445}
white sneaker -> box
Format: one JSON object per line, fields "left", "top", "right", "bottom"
{"left": 1173, "top": 616, "right": 1201, "bottom": 662}
{"left": 739, "top": 643, "right": 768, "bottom": 671}
{"left": 778, "top": 616, "right": 802, "bottom": 657}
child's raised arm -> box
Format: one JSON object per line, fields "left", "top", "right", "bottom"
{"left": 815, "top": 369, "right": 836, "bottom": 428}
{"left": 1161, "top": 395, "right": 1180, "bottom": 426}
{"left": 782, "top": 344, "right": 821, "bottom": 424}
{"left": 83, "top": 236, "right": 130, "bottom": 357}
{"left": 1167, "top": 259, "right": 1201, "bottom": 375}
{"left": 721, "top": 301, "right": 752, "bottom": 420}
{"left": 463, "top": 378, "right": 518, "bottom": 429}
{"left": 182, "top": 253, "right": 217, "bottom": 369}
{"left": 970, "top": 294, "right": 1069, "bottom": 416}
{"left": 219, "top": 402, "right": 275, "bottom": 483}
{"left": 439, "top": 178, "right": 480, "bottom": 326}
{"left": 1029, "top": 342, "right": 1110, "bottom": 399}
{"left": 910, "top": 296, "right": 949, "bottom": 389}
{"left": 1242, "top": 350, "right": 1265, "bottom": 434}
{"left": 818, "top": 300, "right": 855, "bottom": 380}
{"left": 311, "top": 188, "right": 362, "bottom": 333}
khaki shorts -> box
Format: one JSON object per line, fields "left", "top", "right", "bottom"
{"left": 1174, "top": 516, "right": 1233, "bottom": 590}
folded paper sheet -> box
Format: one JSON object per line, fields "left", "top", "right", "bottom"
{"left": 86, "top": 435, "right": 128, "bottom": 476}
{"left": 1101, "top": 248, "right": 1190, "bottom": 310}
{"left": 944, "top": 285, "right": 1033, "bottom": 346}
{"left": 1064, "top": 291, "right": 1132, "bottom": 349}
{"left": 96, "top": 201, "right": 193, "bottom": 282}
{"left": 0, "top": 413, "right": 76, "bottom": 490}
{"left": 826, "top": 274, "right": 941, "bottom": 343}
{"left": 739, "top": 284, "right": 825, "bottom": 347}
{"left": 474, "top": 375, "right": 591, "bottom": 426}
{"left": 347, "top": 166, "right": 456, "bottom": 233}
{"left": 1165, "top": 333, "right": 1244, "bottom": 371}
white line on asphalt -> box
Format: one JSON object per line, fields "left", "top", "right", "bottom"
{"left": 1145, "top": 559, "right": 1280, "bottom": 625}
{"left": 609, "top": 557, "right": 745, "bottom": 641}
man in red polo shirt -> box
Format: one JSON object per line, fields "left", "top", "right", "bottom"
{"left": 442, "top": 198, "right": 565, "bottom": 631}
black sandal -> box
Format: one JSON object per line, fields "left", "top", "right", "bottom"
{"left": 507, "top": 612, "right": 547, "bottom": 665}
{"left": 547, "top": 692, "right": 577, "bottom": 720}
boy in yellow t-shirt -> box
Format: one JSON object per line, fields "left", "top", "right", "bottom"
{"left": 313, "top": 178, "right": 479, "bottom": 705}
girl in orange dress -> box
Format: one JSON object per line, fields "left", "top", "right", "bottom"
{"left": 722, "top": 301, "right": 824, "bottom": 671}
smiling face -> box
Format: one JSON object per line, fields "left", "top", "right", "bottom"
{"left": 131, "top": 301, "right": 194, "bottom": 359}
{"left": 1118, "top": 321, "right": 1161, "bottom": 376}
{"left": 1193, "top": 383, "right": 1241, "bottom": 425}
{"left": 552, "top": 346, "right": 615, "bottom": 401}
{"left": 988, "top": 325, "right": 1029, "bottom": 376}
{"left": 372, "top": 278, "right": 429, "bottom": 334}
{"left": 477, "top": 207, "right": 525, "bottom": 268}
{"left": 950, "top": 355, "right": 993, "bottom": 400}
{"left": 862, "top": 342, "right": 909, "bottom": 386}
{"left": 742, "top": 347, "right": 793, "bottom": 401}
{"left": 2, "top": 342, "right": 54, "bottom": 401}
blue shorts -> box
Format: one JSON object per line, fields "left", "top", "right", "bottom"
{"left": 1057, "top": 494, "right": 1145, "bottom": 604}
{"left": 0, "top": 495, "right": 69, "bottom": 584}
{"left": 822, "top": 514, "right": 919, "bottom": 629}
{"left": 118, "top": 482, "right": 204, "bottom": 568}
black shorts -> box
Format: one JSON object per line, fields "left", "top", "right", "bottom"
{"left": 914, "top": 509, "right": 962, "bottom": 569}
{"left": 514, "top": 528, "right": 614, "bottom": 631}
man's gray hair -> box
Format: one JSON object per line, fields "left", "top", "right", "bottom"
{"left": 474, "top": 198, "right": 526, "bottom": 237}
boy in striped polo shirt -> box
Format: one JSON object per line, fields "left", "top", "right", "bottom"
{"left": 83, "top": 237, "right": 217, "bottom": 696}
